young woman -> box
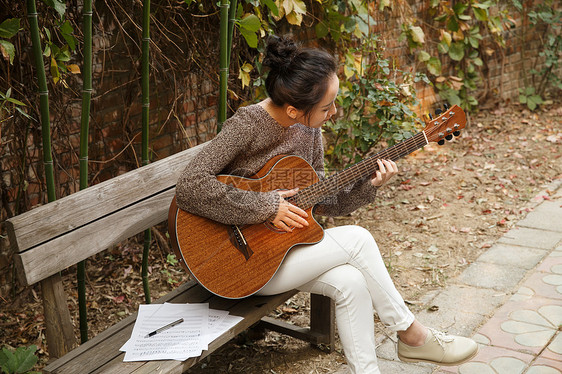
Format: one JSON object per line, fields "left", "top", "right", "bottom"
{"left": 176, "top": 35, "right": 478, "bottom": 373}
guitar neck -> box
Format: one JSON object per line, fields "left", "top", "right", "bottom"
{"left": 289, "top": 131, "right": 428, "bottom": 209}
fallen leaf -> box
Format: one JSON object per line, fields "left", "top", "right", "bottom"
{"left": 281, "top": 307, "right": 298, "bottom": 314}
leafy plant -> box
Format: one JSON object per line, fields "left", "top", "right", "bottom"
{"left": 518, "top": 86, "right": 543, "bottom": 111}
{"left": 401, "top": 0, "right": 509, "bottom": 111}
{"left": 0, "top": 89, "right": 32, "bottom": 125}
{"left": 42, "top": 21, "right": 80, "bottom": 85}
{"left": 33, "top": 1, "right": 80, "bottom": 85}
{"left": 324, "top": 35, "right": 428, "bottom": 169}
{"left": 166, "top": 253, "right": 178, "bottom": 266}
{"left": 0, "top": 18, "right": 21, "bottom": 64}
{"left": 513, "top": 0, "right": 561, "bottom": 110}
{"left": 0, "top": 345, "right": 40, "bottom": 374}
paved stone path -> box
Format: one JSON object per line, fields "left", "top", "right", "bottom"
{"left": 336, "top": 178, "right": 562, "bottom": 374}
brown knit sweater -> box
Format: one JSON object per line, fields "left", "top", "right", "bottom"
{"left": 176, "top": 104, "right": 378, "bottom": 225}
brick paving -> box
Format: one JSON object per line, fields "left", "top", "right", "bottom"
{"left": 336, "top": 179, "right": 562, "bottom": 374}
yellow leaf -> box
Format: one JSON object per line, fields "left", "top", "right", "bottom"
{"left": 286, "top": 11, "right": 303, "bottom": 25}
{"left": 292, "top": 0, "right": 306, "bottom": 14}
{"left": 410, "top": 26, "right": 425, "bottom": 44}
{"left": 227, "top": 88, "right": 240, "bottom": 100}
{"left": 241, "top": 62, "right": 253, "bottom": 73}
{"left": 353, "top": 53, "right": 362, "bottom": 76}
{"left": 344, "top": 64, "right": 354, "bottom": 79}
{"left": 273, "top": 0, "right": 285, "bottom": 21}
{"left": 282, "top": 0, "right": 293, "bottom": 15}
{"left": 450, "top": 79, "right": 463, "bottom": 91}
{"left": 440, "top": 30, "right": 452, "bottom": 46}
{"left": 50, "top": 56, "right": 60, "bottom": 84}
{"left": 452, "top": 30, "right": 464, "bottom": 41}
{"left": 353, "top": 24, "right": 363, "bottom": 39}
{"left": 67, "top": 64, "right": 81, "bottom": 74}
{"left": 238, "top": 64, "right": 253, "bottom": 89}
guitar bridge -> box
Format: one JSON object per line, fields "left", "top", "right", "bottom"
{"left": 228, "top": 225, "right": 254, "bottom": 261}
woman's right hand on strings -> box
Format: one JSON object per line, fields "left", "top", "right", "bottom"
{"left": 271, "top": 188, "right": 309, "bottom": 233}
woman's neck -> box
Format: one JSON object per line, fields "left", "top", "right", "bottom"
{"left": 258, "top": 98, "right": 296, "bottom": 128}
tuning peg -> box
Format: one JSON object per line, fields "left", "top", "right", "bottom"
{"left": 428, "top": 113, "right": 433, "bottom": 120}
{"left": 438, "top": 139, "right": 445, "bottom": 145}
{"left": 453, "top": 131, "right": 461, "bottom": 137}
{"left": 445, "top": 134, "right": 453, "bottom": 140}
{"left": 443, "top": 103, "right": 449, "bottom": 110}
{"left": 435, "top": 108, "right": 443, "bottom": 115}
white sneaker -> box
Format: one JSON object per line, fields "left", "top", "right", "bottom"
{"left": 397, "top": 328, "right": 478, "bottom": 366}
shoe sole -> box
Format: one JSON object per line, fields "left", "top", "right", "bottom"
{"left": 397, "top": 345, "right": 479, "bottom": 366}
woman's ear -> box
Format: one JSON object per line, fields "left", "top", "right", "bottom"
{"left": 285, "top": 105, "right": 299, "bottom": 120}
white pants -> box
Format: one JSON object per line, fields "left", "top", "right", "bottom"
{"left": 257, "top": 225, "right": 415, "bottom": 374}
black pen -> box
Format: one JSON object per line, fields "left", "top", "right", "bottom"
{"left": 144, "top": 318, "right": 184, "bottom": 338}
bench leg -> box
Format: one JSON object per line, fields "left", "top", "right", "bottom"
{"left": 41, "top": 274, "right": 77, "bottom": 358}
{"left": 310, "top": 293, "right": 335, "bottom": 351}
{"left": 257, "top": 293, "right": 335, "bottom": 351}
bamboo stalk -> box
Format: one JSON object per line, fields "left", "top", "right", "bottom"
{"left": 27, "top": 0, "right": 76, "bottom": 357}
{"left": 141, "top": 0, "right": 152, "bottom": 304}
{"left": 218, "top": 0, "right": 229, "bottom": 132}
{"left": 77, "top": 0, "right": 93, "bottom": 344}
{"left": 227, "top": 0, "right": 238, "bottom": 66}
{"left": 27, "top": 0, "right": 55, "bottom": 201}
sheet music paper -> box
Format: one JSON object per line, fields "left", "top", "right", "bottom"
{"left": 206, "top": 314, "right": 244, "bottom": 344}
{"left": 120, "top": 303, "right": 243, "bottom": 362}
{"left": 122, "top": 303, "right": 208, "bottom": 361}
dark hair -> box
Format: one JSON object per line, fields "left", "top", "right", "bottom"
{"left": 263, "top": 35, "right": 337, "bottom": 117}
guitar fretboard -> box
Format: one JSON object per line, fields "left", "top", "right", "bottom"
{"left": 288, "top": 131, "right": 428, "bottom": 209}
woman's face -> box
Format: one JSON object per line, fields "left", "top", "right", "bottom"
{"left": 297, "top": 73, "right": 339, "bottom": 128}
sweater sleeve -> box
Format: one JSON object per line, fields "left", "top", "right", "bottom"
{"left": 310, "top": 130, "right": 378, "bottom": 217}
{"left": 175, "top": 117, "right": 279, "bottom": 226}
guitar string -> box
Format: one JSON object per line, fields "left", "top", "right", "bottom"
{"left": 288, "top": 132, "right": 427, "bottom": 209}
{"left": 288, "top": 112, "right": 459, "bottom": 209}
{"left": 290, "top": 134, "right": 421, "bottom": 208}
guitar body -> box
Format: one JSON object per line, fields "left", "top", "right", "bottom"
{"left": 169, "top": 155, "right": 325, "bottom": 299}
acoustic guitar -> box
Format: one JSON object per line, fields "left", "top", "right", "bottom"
{"left": 169, "top": 105, "right": 466, "bottom": 299}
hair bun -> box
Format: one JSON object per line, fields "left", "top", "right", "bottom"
{"left": 263, "top": 35, "right": 298, "bottom": 73}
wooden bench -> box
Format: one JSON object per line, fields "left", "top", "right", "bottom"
{"left": 6, "top": 143, "right": 335, "bottom": 373}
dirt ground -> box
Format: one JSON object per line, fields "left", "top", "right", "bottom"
{"left": 0, "top": 101, "right": 560, "bottom": 373}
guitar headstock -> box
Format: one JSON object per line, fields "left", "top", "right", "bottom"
{"left": 423, "top": 105, "right": 467, "bottom": 145}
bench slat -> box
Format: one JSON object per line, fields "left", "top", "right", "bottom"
{"left": 6, "top": 144, "right": 205, "bottom": 253}
{"left": 15, "top": 188, "right": 175, "bottom": 286}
